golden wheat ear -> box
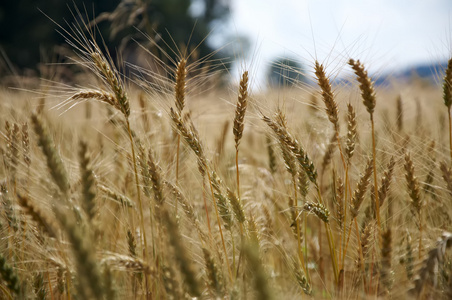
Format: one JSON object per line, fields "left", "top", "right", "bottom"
{"left": 31, "top": 113, "right": 70, "bottom": 195}
{"left": 348, "top": 59, "right": 376, "bottom": 115}
{"left": 233, "top": 70, "right": 249, "bottom": 200}
{"left": 314, "top": 61, "right": 339, "bottom": 132}
{"left": 443, "top": 58, "right": 452, "bottom": 161}
{"left": 404, "top": 152, "right": 424, "bottom": 258}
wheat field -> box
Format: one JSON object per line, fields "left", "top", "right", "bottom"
{"left": 1, "top": 15, "right": 452, "bottom": 300}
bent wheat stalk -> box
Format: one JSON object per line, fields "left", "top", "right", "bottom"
{"left": 169, "top": 108, "right": 233, "bottom": 281}
{"left": 263, "top": 114, "right": 339, "bottom": 284}
{"left": 68, "top": 45, "right": 148, "bottom": 285}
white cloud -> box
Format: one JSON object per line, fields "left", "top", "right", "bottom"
{"left": 225, "top": 0, "right": 452, "bottom": 85}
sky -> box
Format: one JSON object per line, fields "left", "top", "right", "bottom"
{"left": 220, "top": 0, "right": 452, "bottom": 87}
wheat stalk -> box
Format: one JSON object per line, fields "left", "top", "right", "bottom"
{"left": 55, "top": 207, "right": 105, "bottom": 299}
{"left": 233, "top": 70, "right": 249, "bottom": 201}
{"left": 90, "top": 52, "right": 130, "bottom": 117}
{"left": 443, "top": 58, "right": 452, "bottom": 161}
{"left": 79, "top": 140, "right": 96, "bottom": 222}
{"left": 349, "top": 59, "right": 381, "bottom": 250}
{"left": 263, "top": 113, "right": 339, "bottom": 284}
{"left": 174, "top": 59, "right": 187, "bottom": 214}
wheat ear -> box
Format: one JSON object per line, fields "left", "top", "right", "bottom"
{"left": 69, "top": 90, "right": 120, "bottom": 112}
{"left": 440, "top": 161, "right": 452, "bottom": 196}
{"left": 346, "top": 103, "right": 357, "bottom": 163}
{"left": 5, "top": 121, "right": 19, "bottom": 181}
{"left": 174, "top": 59, "right": 187, "bottom": 214}
{"left": 202, "top": 247, "right": 225, "bottom": 298}
{"left": 409, "top": 232, "right": 452, "bottom": 297}
{"left": 21, "top": 122, "right": 31, "bottom": 168}
{"left": 164, "top": 180, "right": 208, "bottom": 243}
{"left": 304, "top": 202, "right": 330, "bottom": 223}
{"left": 83, "top": 48, "right": 146, "bottom": 264}
{"left": 378, "top": 157, "right": 395, "bottom": 207}
{"left": 314, "top": 61, "right": 339, "bottom": 132}
{"left": 404, "top": 152, "right": 423, "bottom": 258}
{"left": 263, "top": 114, "right": 339, "bottom": 284}
{"left": 79, "top": 140, "right": 96, "bottom": 222}
{"left": 443, "top": 58, "right": 452, "bottom": 161}
{"left": 147, "top": 149, "right": 164, "bottom": 205}
{"left": 16, "top": 193, "right": 57, "bottom": 238}
{"left": 275, "top": 109, "right": 308, "bottom": 278}
{"left": 350, "top": 158, "right": 373, "bottom": 219}
{"left": 242, "top": 242, "right": 273, "bottom": 300}
{"left": 396, "top": 95, "right": 403, "bottom": 132}
{"left": 233, "top": 70, "right": 249, "bottom": 200}
{"left": 90, "top": 52, "right": 129, "bottom": 117}
{"left": 97, "top": 184, "right": 134, "bottom": 208}
{"left": 31, "top": 114, "right": 70, "bottom": 195}
{"left": 380, "top": 228, "right": 393, "bottom": 295}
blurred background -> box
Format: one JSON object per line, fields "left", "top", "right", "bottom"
{"left": 1, "top": 0, "right": 451, "bottom": 87}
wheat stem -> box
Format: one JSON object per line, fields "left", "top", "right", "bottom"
{"left": 316, "top": 185, "right": 339, "bottom": 285}
{"left": 349, "top": 59, "right": 381, "bottom": 249}
{"left": 354, "top": 218, "right": 368, "bottom": 291}
{"left": 293, "top": 180, "right": 309, "bottom": 282}
{"left": 370, "top": 115, "right": 381, "bottom": 239}
{"left": 449, "top": 109, "right": 452, "bottom": 162}
{"left": 206, "top": 171, "right": 233, "bottom": 282}
{"left": 126, "top": 119, "right": 148, "bottom": 260}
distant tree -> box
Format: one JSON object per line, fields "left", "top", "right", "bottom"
{"left": 267, "top": 57, "right": 306, "bottom": 87}
{"left": 0, "top": 1, "right": 119, "bottom": 73}
{"left": 0, "top": 0, "right": 232, "bottom": 74}
{"left": 93, "top": 0, "right": 231, "bottom": 68}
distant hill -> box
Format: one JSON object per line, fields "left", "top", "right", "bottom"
{"left": 373, "top": 61, "right": 448, "bottom": 86}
